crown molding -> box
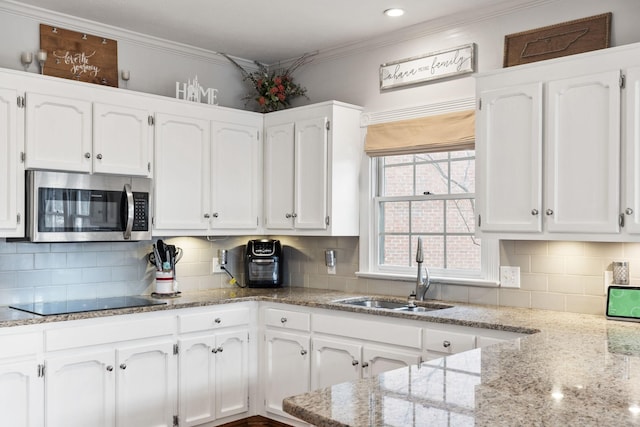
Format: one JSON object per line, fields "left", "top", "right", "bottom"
{"left": 360, "top": 98, "right": 476, "bottom": 127}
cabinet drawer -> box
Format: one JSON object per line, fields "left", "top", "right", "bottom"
{"left": 0, "top": 332, "right": 40, "bottom": 359}
{"left": 313, "top": 313, "right": 422, "bottom": 349}
{"left": 265, "top": 308, "right": 310, "bottom": 331}
{"left": 424, "top": 328, "right": 476, "bottom": 354}
{"left": 179, "top": 306, "right": 251, "bottom": 333}
{"left": 45, "top": 316, "right": 175, "bottom": 352}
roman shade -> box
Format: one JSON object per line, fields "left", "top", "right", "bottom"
{"left": 364, "top": 109, "right": 475, "bottom": 156}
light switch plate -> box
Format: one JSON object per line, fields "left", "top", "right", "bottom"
{"left": 211, "top": 258, "right": 224, "bottom": 274}
{"left": 500, "top": 266, "right": 520, "bottom": 288}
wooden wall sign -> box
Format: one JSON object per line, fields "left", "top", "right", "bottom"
{"left": 503, "top": 13, "right": 612, "bottom": 67}
{"left": 39, "top": 24, "right": 118, "bottom": 87}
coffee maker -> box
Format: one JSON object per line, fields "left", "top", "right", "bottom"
{"left": 244, "top": 239, "right": 283, "bottom": 287}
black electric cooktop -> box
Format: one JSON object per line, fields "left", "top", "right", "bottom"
{"left": 10, "top": 296, "right": 166, "bottom": 316}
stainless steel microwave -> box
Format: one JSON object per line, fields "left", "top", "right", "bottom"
{"left": 26, "top": 171, "right": 152, "bottom": 242}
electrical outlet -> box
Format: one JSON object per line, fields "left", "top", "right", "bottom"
{"left": 211, "top": 258, "right": 224, "bottom": 274}
{"left": 500, "top": 266, "right": 520, "bottom": 288}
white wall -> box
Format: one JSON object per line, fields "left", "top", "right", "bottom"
{"left": 292, "top": 0, "right": 640, "bottom": 113}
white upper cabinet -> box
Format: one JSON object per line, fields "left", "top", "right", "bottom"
{"left": 210, "top": 114, "right": 262, "bottom": 231}
{"left": 545, "top": 71, "right": 621, "bottom": 234}
{"left": 0, "top": 86, "right": 25, "bottom": 237}
{"left": 264, "top": 101, "right": 362, "bottom": 236}
{"left": 623, "top": 67, "right": 640, "bottom": 234}
{"left": 25, "top": 92, "right": 92, "bottom": 173}
{"left": 93, "top": 102, "right": 152, "bottom": 176}
{"left": 154, "top": 111, "right": 210, "bottom": 232}
{"left": 476, "top": 43, "right": 640, "bottom": 241}
{"left": 476, "top": 83, "right": 543, "bottom": 233}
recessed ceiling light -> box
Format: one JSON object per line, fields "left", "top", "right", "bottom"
{"left": 384, "top": 8, "right": 405, "bottom": 17}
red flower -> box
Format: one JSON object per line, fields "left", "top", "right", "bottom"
{"left": 257, "top": 79, "right": 263, "bottom": 87}
{"left": 278, "top": 84, "right": 285, "bottom": 92}
{"left": 277, "top": 93, "right": 285, "bottom": 102}
{"left": 269, "top": 87, "right": 279, "bottom": 95}
{"left": 258, "top": 96, "right": 266, "bottom": 105}
{"left": 274, "top": 76, "right": 282, "bottom": 85}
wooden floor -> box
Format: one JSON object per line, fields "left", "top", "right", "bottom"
{"left": 219, "top": 415, "right": 294, "bottom": 427}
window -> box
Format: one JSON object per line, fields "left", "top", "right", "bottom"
{"left": 362, "top": 149, "right": 498, "bottom": 284}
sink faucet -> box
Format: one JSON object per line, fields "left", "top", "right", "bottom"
{"left": 414, "top": 237, "right": 431, "bottom": 301}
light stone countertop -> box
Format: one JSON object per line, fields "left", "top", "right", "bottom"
{"left": 1, "top": 287, "right": 639, "bottom": 425}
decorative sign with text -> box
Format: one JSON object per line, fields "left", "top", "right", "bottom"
{"left": 379, "top": 43, "right": 475, "bottom": 90}
{"left": 39, "top": 24, "right": 118, "bottom": 87}
{"left": 176, "top": 76, "right": 219, "bottom": 105}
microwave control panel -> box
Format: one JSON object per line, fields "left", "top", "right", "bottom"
{"left": 132, "top": 192, "right": 149, "bottom": 231}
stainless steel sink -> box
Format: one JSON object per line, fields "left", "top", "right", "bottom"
{"left": 333, "top": 297, "right": 451, "bottom": 312}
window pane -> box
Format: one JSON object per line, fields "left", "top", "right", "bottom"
{"left": 446, "top": 235, "right": 481, "bottom": 270}
{"left": 416, "top": 162, "right": 449, "bottom": 195}
{"left": 446, "top": 199, "right": 475, "bottom": 233}
{"left": 450, "top": 158, "right": 475, "bottom": 194}
{"left": 382, "top": 201, "right": 409, "bottom": 233}
{"left": 382, "top": 235, "right": 410, "bottom": 266}
{"left": 383, "top": 164, "right": 413, "bottom": 196}
{"left": 411, "top": 200, "right": 444, "bottom": 233}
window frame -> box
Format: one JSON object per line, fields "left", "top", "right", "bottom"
{"left": 357, "top": 151, "right": 499, "bottom": 287}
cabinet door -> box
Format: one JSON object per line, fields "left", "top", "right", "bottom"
{"left": 214, "top": 329, "right": 249, "bottom": 419}
{"left": 477, "top": 83, "right": 543, "bottom": 233}
{"left": 264, "top": 330, "right": 310, "bottom": 417}
{"left": 178, "top": 336, "right": 216, "bottom": 427}
{"left": 0, "top": 87, "right": 24, "bottom": 237}
{"left": 311, "top": 337, "right": 361, "bottom": 389}
{"left": 623, "top": 67, "right": 640, "bottom": 233}
{"left": 93, "top": 103, "right": 151, "bottom": 176}
{"left": 362, "top": 345, "right": 422, "bottom": 378}
{"left": 154, "top": 113, "right": 210, "bottom": 232}
{"left": 546, "top": 71, "right": 621, "bottom": 234}
{"left": 264, "top": 122, "right": 295, "bottom": 229}
{"left": 0, "top": 361, "right": 43, "bottom": 427}
{"left": 116, "top": 340, "right": 177, "bottom": 427}
{"left": 45, "top": 350, "right": 116, "bottom": 427}
{"left": 295, "top": 117, "right": 328, "bottom": 229}
{"left": 210, "top": 121, "right": 261, "bottom": 230}
{"left": 25, "top": 92, "right": 92, "bottom": 173}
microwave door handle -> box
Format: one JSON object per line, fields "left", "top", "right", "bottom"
{"left": 123, "top": 183, "right": 134, "bottom": 240}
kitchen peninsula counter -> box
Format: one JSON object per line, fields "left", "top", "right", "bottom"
{"left": 1, "top": 287, "right": 639, "bottom": 425}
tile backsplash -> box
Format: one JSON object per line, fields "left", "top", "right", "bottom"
{"left": 0, "top": 236, "right": 635, "bottom": 316}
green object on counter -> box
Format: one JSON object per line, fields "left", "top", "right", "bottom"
{"left": 607, "top": 286, "right": 640, "bottom": 321}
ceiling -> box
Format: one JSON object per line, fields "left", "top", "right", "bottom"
{"left": 15, "top": 0, "right": 540, "bottom": 63}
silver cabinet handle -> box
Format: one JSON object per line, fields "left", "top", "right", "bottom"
{"left": 212, "top": 348, "right": 218, "bottom": 354}
{"left": 292, "top": 213, "right": 298, "bottom": 218}
{"left": 300, "top": 349, "right": 307, "bottom": 356}
{"left": 96, "top": 153, "right": 103, "bottom": 160}
{"left": 443, "top": 340, "right": 451, "bottom": 348}
{"left": 212, "top": 212, "right": 219, "bottom": 218}
{"left": 545, "top": 209, "right": 554, "bottom": 216}
{"left": 84, "top": 152, "right": 91, "bottom": 159}
{"left": 531, "top": 209, "right": 539, "bottom": 216}
{"left": 106, "top": 365, "right": 114, "bottom": 372}
{"left": 351, "top": 360, "right": 359, "bottom": 366}
{"left": 285, "top": 213, "right": 292, "bottom": 218}
{"left": 626, "top": 208, "right": 634, "bottom": 215}
{"left": 280, "top": 317, "right": 287, "bottom": 323}
{"left": 120, "top": 363, "right": 127, "bottom": 370}
{"left": 217, "top": 347, "right": 223, "bottom": 353}
{"left": 362, "top": 362, "right": 369, "bottom": 368}
{"left": 214, "top": 318, "right": 221, "bottom": 324}
{"left": 204, "top": 213, "right": 210, "bottom": 218}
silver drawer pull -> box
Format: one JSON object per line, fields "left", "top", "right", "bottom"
{"left": 300, "top": 349, "right": 307, "bottom": 356}
{"left": 546, "top": 209, "right": 554, "bottom": 216}
{"left": 443, "top": 340, "right": 451, "bottom": 348}
{"left": 214, "top": 318, "right": 222, "bottom": 324}
{"left": 531, "top": 209, "right": 539, "bottom": 216}
{"left": 120, "top": 363, "right": 127, "bottom": 370}
{"left": 280, "top": 317, "right": 287, "bottom": 323}
{"left": 106, "top": 365, "right": 114, "bottom": 372}
{"left": 362, "top": 362, "right": 369, "bottom": 368}
{"left": 626, "top": 208, "right": 634, "bottom": 215}
{"left": 351, "top": 360, "right": 359, "bottom": 366}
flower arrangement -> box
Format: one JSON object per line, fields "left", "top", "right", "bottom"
{"left": 222, "top": 53, "right": 312, "bottom": 113}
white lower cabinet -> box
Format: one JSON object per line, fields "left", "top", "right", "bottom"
{"left": 45, "top": 340, "right": 176, "bottom": 427}
{"left": 311, "top": 337, "right": 362, "bottom": 389}
{"left": 177, "top": 306, "right": 251, "bottom": 426}
{"left": 0, "top": 331, "right": 43, "bottom": 427}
